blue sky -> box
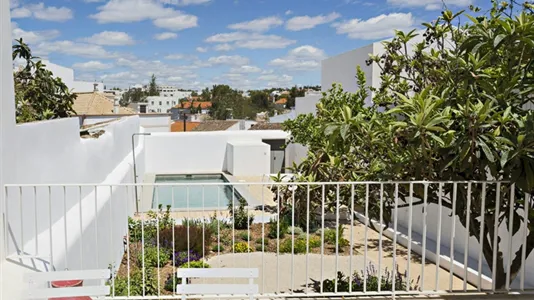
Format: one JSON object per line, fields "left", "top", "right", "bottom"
{"left": 10, "top": 0, "right": 484, "bottom": 90}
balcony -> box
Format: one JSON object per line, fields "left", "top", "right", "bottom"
{"left": 3, "top": 180, "right": 533, "bottom": 299}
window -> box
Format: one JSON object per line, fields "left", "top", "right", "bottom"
{"left": 166, "top": 101, "right": 169, "bottom": 105}
{"left": 172, "top": 101, "right": 176, "bottom": 105}
{"left": 159, "top": 101, "right": 162, "bottom": 105}
{"left": 170, "top": 94, "right": 174, "bottom": 97}
{"left": 164, "top": 94, "right": 168, "bottom": 97}
{"left": 151, "top": 101, "right": 154, "bottom": 105}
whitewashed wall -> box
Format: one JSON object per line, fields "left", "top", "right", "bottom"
{"left": 82, "top": 114, "right": 171, "bottom": 133}
{"left": 226, "top": 141, "right": 270, "bottom": 176}
{"left": 44, "top": 60, "right": 103, "bottom": 93}
{"left": 3, "top": 116, "right": 145, "bottom": 298}
{"left": 145, "top": 131, "right": 288, "bottom": 175}
{"left": 392, "top": 189, "right": 534, "bottom": 289}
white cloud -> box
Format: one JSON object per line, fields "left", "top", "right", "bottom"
{"left": 228, "top": 16, "right": 283, "bottom": 32}
{"left": 11, "top": 7, "right": 32, "bottom": 18}
{"left": 269, "top": 45, "right": 326, "bottom": 71}
{"left": 91, "top": 0, "right": 173, "bottom": 23}
{"left": 334, "top": 13, "right": 415, "bottom": 39}
{"left": 36, "top": 41, "right": 117, "bottom": 59}
{"left": 288, "top": 45, "right": 327, "bottom": 59}
{"left": 154, "top": 32, "right": 178, "bottom": 40}
{"left": 285, "top": 10, "right": 293, "bottom": 15}
{"left": 10, "top": 0, "right": 20, "bottom": 8}
{"left": 229, "top": 65, "right": 261, "bottom": 73}
{"left": 161, "top": 0, "right": 212, "bottom": 5}
{"left": 286, "top": 12, "right": 340, "bottom": 31}
{"left": 207, "top": 55, "right": 249, "bottom": 66}
{"left": 164, "top": 54, "right": 185, "bottom": 60}
{"left": 11, "top": 3, "right": 73, "bottom": 22}
{"left": 84, "top": 0, "right": 106, "bottom": 2}
{"left": 101, "top": 71, "right": 140, "bottom": 81}
{"left": 90, "top": 0, "right": 198, "bottom": 31}
{"left": 153, "top": 14, "right": 198, "bottom": 31}
{"left": 196, "top": 47, "right": 208, "bottom": 53}
{"left": 82, "top": 31, "right": 135, "bottom": 46}
{"left": 12, "top": 25, "right": 60, "bottom": 45}
{"left": 73, "top": 61, "right": 113, "bottom": 71}
{"left": 387, "top": 0, "right": 472, "bottom": 10}
{"left": 258, "top": 74, "right": 293, "bottom": 88}
{"left": 214, "top": 43, "right": 233, "bottom": 51}
{"left": 206, "top": 32, "right": 296, "bottom": 49}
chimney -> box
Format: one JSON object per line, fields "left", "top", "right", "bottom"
{"left": 113, "top": 96, "right": 120, "bottom": 114}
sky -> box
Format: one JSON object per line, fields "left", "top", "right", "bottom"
{"left": 9, "top": 0, "right": 486, "bottom": 91}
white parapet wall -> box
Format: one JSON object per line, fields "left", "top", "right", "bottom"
{"left": 2, "top": 116, "right": 145, "bottom": 299}
{"left": 145, "top": 130, "right": 289, "bottom": 175}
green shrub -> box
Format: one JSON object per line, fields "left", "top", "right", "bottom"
{"left": 287, "top": 226, "right": 304, "bottom": 236}
{"left": 318, "top": 264, "right": 419, "bottom": 293}
{"left": 112, "top": 268, "right": 158, "bottom": 296}
{"left": 234, "top": 242, "right": 252, "bottom": 253}
{"left": 255, "top": 244, "right": 264, "bottom": 252}
{"left": 159, "top": 225, "right": 212, "bottom": 255}
{"left": 211, "top": 244, "right": 224, "bottom": 252}
{"left": 255, "top": 238, "right": 264, "bottom": 244}
{"left": 309, "top": 235, "right": 322, "bottom": 248}
{"left": 280, "top": 238, "right": 307, "bottom": 254}
{"left": 179, "top": 260, "right": 210, "bottom": 268}
{"left": 228, "top": 196, "right": 254, "bottom": 230}
{"left": 129, "top": 206, "right": 174, "bottom": 244}
{"left": 268, "top": 217, "right": 289, "bottom": 239}
{"left": 324, "top": 225, "right": 349, "bottom": 249}
{"left": 137, "top": 246, "right": 169, "bottom": 268}
{"left": 239, "top": 231, "right": 249, "bottom": 241}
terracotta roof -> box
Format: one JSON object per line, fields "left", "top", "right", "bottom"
{"left": 192, "top": 120, "right": 239, "bottom": 131}
{"left": 249, "top": 123, "right": 283, "bottom": 130}
{"left": 171, "top": 121, "right": 201, "bottom": 132}
{"left": 73, "top": 92, "right": 137, "bottom": 115}
{"left": 275, "top": 98, "right": 287, "bottom": 104}
{"left": 174, "top": 101, "right": 212, "bottom": 109}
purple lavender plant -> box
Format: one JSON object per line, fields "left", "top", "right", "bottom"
{"left": 174, "top": 250, "right": 201, "bottom": 267}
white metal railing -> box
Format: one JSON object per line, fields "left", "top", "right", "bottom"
{"left": 2, "top": 181, "right": 533, "bottom": 299}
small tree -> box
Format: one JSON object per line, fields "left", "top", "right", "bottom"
{"left": 283, "top": 0, "right": 534, "bottom": 288}
{"left": 148, "top": 74, "right": 159, "bottom": 96}
{"left": 13, "top": 39, "right": 77, "bottom": 123}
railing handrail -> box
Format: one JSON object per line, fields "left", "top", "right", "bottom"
{"left": 3, "top": 180, "right": 511, "bottom": 187}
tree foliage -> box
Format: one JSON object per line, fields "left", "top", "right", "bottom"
{"left": 148, "top": 74, "right": 159, "bottom": 96}
{"left": 13, "top": 39, "right": 77, "bottom": 123}
{"left": 282, "top": 0, "right": 534, "bottom": 288}
{"left": 120, "top": 88, "right": 147, "bottom": 107}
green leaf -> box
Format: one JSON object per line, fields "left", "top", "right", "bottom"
{"left": 479, "top": 140, "right": 495, "bottom": 162}
{"left": 494, "top": 34, "right": 506, "bottom": 48}
{"left": 500, "top": 151, "right": 509, "bottom": 168}
{"left": 340, "top": 124, "right": 350, "bottom": 140}
{"left": 324, "top": 125, "right": 337, "bottom": 136}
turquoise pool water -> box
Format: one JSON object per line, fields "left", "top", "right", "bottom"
{"left": 152, "top": 174, "right": 243, "bottom": 209}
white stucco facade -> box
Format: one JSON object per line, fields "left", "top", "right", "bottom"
{"left": 144, "top": 131, "right": 288, "bottom": 175}
{"left": 43, "top": 60, "right": 104, "bottom": 93}
{"left": 147, "top": 96, "right": 182, "bottom": 113}
{"left": 82, "top": 114, "right": 171, "bottom": 133}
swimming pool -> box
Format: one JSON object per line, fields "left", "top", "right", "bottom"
{"left": 151, "top": 174, "right": 244, "bottom": 210}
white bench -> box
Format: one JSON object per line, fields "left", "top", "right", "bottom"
{"left": 177, "top": 268, "right": 258, "bottom": 300}
{"left": 24, "top": 269, "right": 110, "bottom": 299}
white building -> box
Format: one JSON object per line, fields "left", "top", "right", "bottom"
{"left": 157, "top": 85, "right": 192, "bottom": 98}
{"left": 146, "top": 96, "right": 182, "bottom": 113}
{"left": 43, "top": 60, "right": 104, "bottom": 93}
{"left": 321, "top": 32, "right": 426, "bottom": 106}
